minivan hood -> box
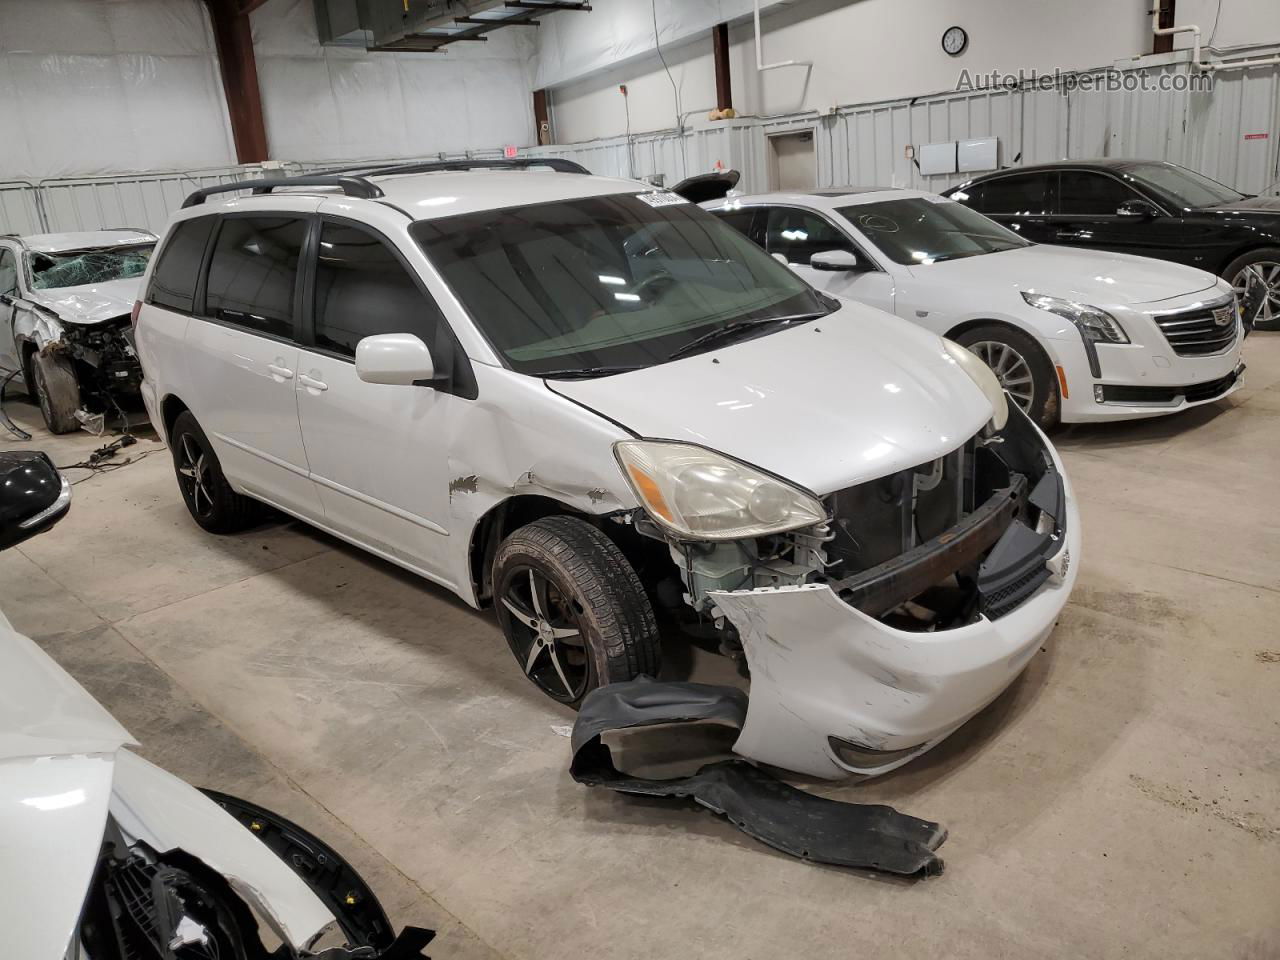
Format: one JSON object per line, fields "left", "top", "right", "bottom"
{"left": 549, "top": 303, "right": 992, "bottom": 496}
{"left": 24, "top": 277, "right": 141, "bottom": 325}
{"left": 913, "top": 244, "right": 1219, "bottom": 306}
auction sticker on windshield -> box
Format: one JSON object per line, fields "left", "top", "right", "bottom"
{"left": 637, "top": 191, "right": 688, "bottom": 207}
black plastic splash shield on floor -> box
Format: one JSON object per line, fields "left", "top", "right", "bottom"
{"left": 570, "top": 677, "right": 947, "bottom": 877}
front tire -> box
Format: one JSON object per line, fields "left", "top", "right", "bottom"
{"left": 31, "top": 349, "right": 81, "bottom": 434}
{"left": 954, "top": 324, "right": 1058, "bottom": 430}
{"left": 169, "top": 410, "right": 262, "bottom": 533}
{"left": 1224, "top": 247, "right": 1280, "bottom": 331}
{"left": 492, "top": 515, "right": 661, "bottom": 706}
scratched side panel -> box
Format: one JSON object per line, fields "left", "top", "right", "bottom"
{"left": 442, "top": 362, "right": 640, "bottom": 606}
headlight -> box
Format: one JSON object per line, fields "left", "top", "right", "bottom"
{"left": 1021, "top": 292, "right": 1128, "bottom": 343}
{"left": 941, "top": 339, "right": 1009, "bottom": 431}
{"left": 614, "top": 441, "right": 826, "bottom": 540}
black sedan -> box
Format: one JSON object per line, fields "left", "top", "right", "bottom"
{"left": 943, "top": 159, "right": 1280, "bottom": 330}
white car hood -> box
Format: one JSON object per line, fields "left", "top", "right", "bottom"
{"left": 913, "top": 244, "right": 1219, "bottom": 306}
{"left": 550, "top": 302, "right": 993, "bottom": 496}
{"left": 0, "top": 616, "right": 135, "bottom": 959}
{"left": 24, "top": 277, "right": 141, "bottom": 325}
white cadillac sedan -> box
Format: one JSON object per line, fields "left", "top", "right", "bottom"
{"left": 135, "top": 163, "right": 1080, "bottom": 779}
{"left": 704, "top": 188, "right": 1246, "bottom": 427}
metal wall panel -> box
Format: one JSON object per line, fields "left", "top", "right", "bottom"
{"left": 1, "top": 50, "right": 1274, "bottom": 239}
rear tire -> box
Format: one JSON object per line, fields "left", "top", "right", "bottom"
{"left": 1224, "top": 247, "right": 1280, "bottom": 331}
{"left": 954, "top": 323, "right": 1058, "bottom": 430}
{"left": 492, "top": 515, "right": 661, "bottom": 707}
{"left": 169, "top": 410, "right": 263, "bottom": 533}
{"left": 31, "top": 349, "right": 81, "bottom": 434}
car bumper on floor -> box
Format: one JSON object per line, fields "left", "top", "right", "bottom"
{"left": 711, "top": 436, "right": 1081, "bottom": 781}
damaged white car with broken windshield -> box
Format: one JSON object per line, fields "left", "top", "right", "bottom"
{"left": 135, "top": 161, "right": 1081, "bottom": 782}
{"left": 0, "top": 230, "right": 154, "bottom": 434}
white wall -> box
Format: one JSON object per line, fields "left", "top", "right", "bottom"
{"left": 541, "top": 0, "right": 1280, "bottom": 144}
{"left": 0, "top": 0, "right": 235, "bottom": 180}
{"left": 251, "top": 0, "right": 537, "bottom": 163}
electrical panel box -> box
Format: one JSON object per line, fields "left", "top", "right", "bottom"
{"left": 918, "top": 141, "right": 958, "bottom": 176}
{"left": 958, "top": 137, "right": 999, "bottom": 173}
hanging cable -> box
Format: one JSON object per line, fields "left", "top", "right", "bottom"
{"left": 0, "top": 370, "right": 32, "bottom": 441}
{"left": 650, "top": 0, "right": 688, "bottom": 178}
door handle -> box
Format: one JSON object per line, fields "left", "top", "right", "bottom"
{"left": 298, "top": 373, "right": 328, "bottom": 392}
{"left": 267, "top": 363, "right": 294, "bottom": 380}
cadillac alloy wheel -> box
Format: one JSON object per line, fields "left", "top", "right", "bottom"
{"left": 1230, "top": 256, "right": 1280, "bottom": 331}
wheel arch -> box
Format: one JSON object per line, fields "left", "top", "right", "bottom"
{"left": 467, "top": 495, "right": 590, "bottom": 606}
{"left": 159, "top": 393, "right": 191, "bottom": 444}
{"left": 1217, "top": 242, "right": 1280, "bottom": 279}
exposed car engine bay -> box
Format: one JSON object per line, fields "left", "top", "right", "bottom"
{"left": 656, "top": 405, "right": 1066, "bottom": 643}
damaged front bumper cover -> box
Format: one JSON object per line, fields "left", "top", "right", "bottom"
{"left": 711, "top": 419, "right": 1080, "bottom": 780}
{"left": 571, "top": 677, "right": 946, "bottom": 876}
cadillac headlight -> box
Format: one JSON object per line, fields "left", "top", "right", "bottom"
{"left": 942, "top": 339, "right": 1009, "bottom": 431}
{"left": 1021, "top": 292, "right": 1128, "bottom": 344}
{"left": 614, "top": 441, "right": 826, "bottom": 540}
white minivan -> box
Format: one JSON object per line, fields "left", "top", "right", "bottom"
{"left": 134, "top": 162, "right": 1080, "bottom": 779}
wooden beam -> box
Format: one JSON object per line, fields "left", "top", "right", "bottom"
{"left": 533, "top": 88, "right": 551, "bottom": 145}
{"left": 713, "top": 22, "right": 732, "bottom": 110}
{"left": 205, "top": 0, "right": 269, "bottom": 163}
{"left": 1153, "top": 0, "right": 1175, "bottom": 54}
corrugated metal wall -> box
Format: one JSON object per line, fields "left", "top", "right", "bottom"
{"left": 2, "top": 52, "right": 1276, "bottom": 236}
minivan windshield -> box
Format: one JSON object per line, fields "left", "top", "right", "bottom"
{"left": 1118, "top": 161, "right": 1245, "bottom": 209}
{"left": 27, "top": 245, "right": 154, "bottom": 290}
{"left": 839, "top": 197, "right": 1029, "bottom": 265}
{"left": 411, "top": 193, "right": 830, "bottom": 377}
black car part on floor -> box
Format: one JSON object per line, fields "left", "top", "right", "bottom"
{"left": 570, "top": 677, "right": 947, "bottom": 877}
{"left": 201, "top": 789, "right": 436, "bottom": 958}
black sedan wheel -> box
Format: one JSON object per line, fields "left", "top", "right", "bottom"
{"left": 1227, "top": 248, "right": 1280, "bottom": 331}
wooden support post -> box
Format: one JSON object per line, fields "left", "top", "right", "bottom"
{"left": 205, "top": 0, "right": 269, "bottom": 164}
{"left": 1153, "top": 0, "right": 1176, "bottom": 54}
{"left": 713, "top": 22, "right": 732, "bottom": 111}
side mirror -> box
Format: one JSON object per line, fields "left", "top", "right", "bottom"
{"left": 810, "top": 249, "right": 865, "bottom": 272}
{"left": 1116, "top": 199, "right": 1157, "bottom": 219}
{"left": 355, "top": 333, "right": 437, "bottom": 386}
{"left": 0, "top": 452, "right": 71, "bottom": 551}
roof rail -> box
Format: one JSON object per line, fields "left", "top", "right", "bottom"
{"left": 181, "top": 175, "right": 383, "bottom": 209}
{"left": 102, "top": 226, "right": 159, "bottom": 237}
{"left": 323, "top": 158, "right": 591, "bottom": 178}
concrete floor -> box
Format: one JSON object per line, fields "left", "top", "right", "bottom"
{"left": 4, "top": 338, "right": 1279, "bottom": 959}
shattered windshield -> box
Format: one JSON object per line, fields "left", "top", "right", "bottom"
{"left": 411, "top": 193, "right": 830, "bottom": 377}
{"left": 27, "top": 245, "right": 154, "bottom": 290}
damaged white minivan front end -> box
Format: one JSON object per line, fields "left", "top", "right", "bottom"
{"left": 553, "top": 306, "right": 1080, "bottom": 780}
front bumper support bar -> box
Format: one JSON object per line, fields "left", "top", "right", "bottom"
{"left": 570, "top": 677, "right": 947, "bottom": 876}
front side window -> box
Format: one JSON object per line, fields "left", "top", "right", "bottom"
{"left": 411, "top": 193, "right": 829, "bottom": 377}
{"left": 1056, "top": 172, "right": 1137, "bottom": 216}
{"left": 28, "top": 245, "right": 153, "bottom": 290}
{"left": 149, "top": 217, "right": 216, "bottom": 314}
{"left": 763, "top": 207, "right": 854, "bottom": 265}
{"left": 969, "top": 173, "right": 1052, "bottom": 215}
{"left": 0, "top": 249, "right": 16, "bottom": 296}
{"left": 1119, "top": 161, "right": 1244, "bottom": 209}
{"left": 840, "top": 197, "right": 1030, "bottom": 265}
{"left": 313, "top": 221, "right": 445, "bottom": 358}
{"left": 205, "top": 217, "right": 306, "bottom": 338}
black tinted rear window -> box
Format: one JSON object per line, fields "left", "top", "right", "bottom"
{"left": 968, "top": 173, "right": 1052, "bottom": 215}
{"left": 205, "top": 217, "right": 306, "bottom": 338}
{"left": 149, "top": 217, "right": 215, "bottom": 313}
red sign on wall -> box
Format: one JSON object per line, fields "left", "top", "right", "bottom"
{"left": 1244, "top": 133, "right": 1270, "bottom": 140}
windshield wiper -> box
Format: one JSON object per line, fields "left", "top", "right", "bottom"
{"left": 538, "top": 364, "right": 646, "bottom": 380}
{"left": 665, "top": 312, "right": 824, "bottom": 362}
